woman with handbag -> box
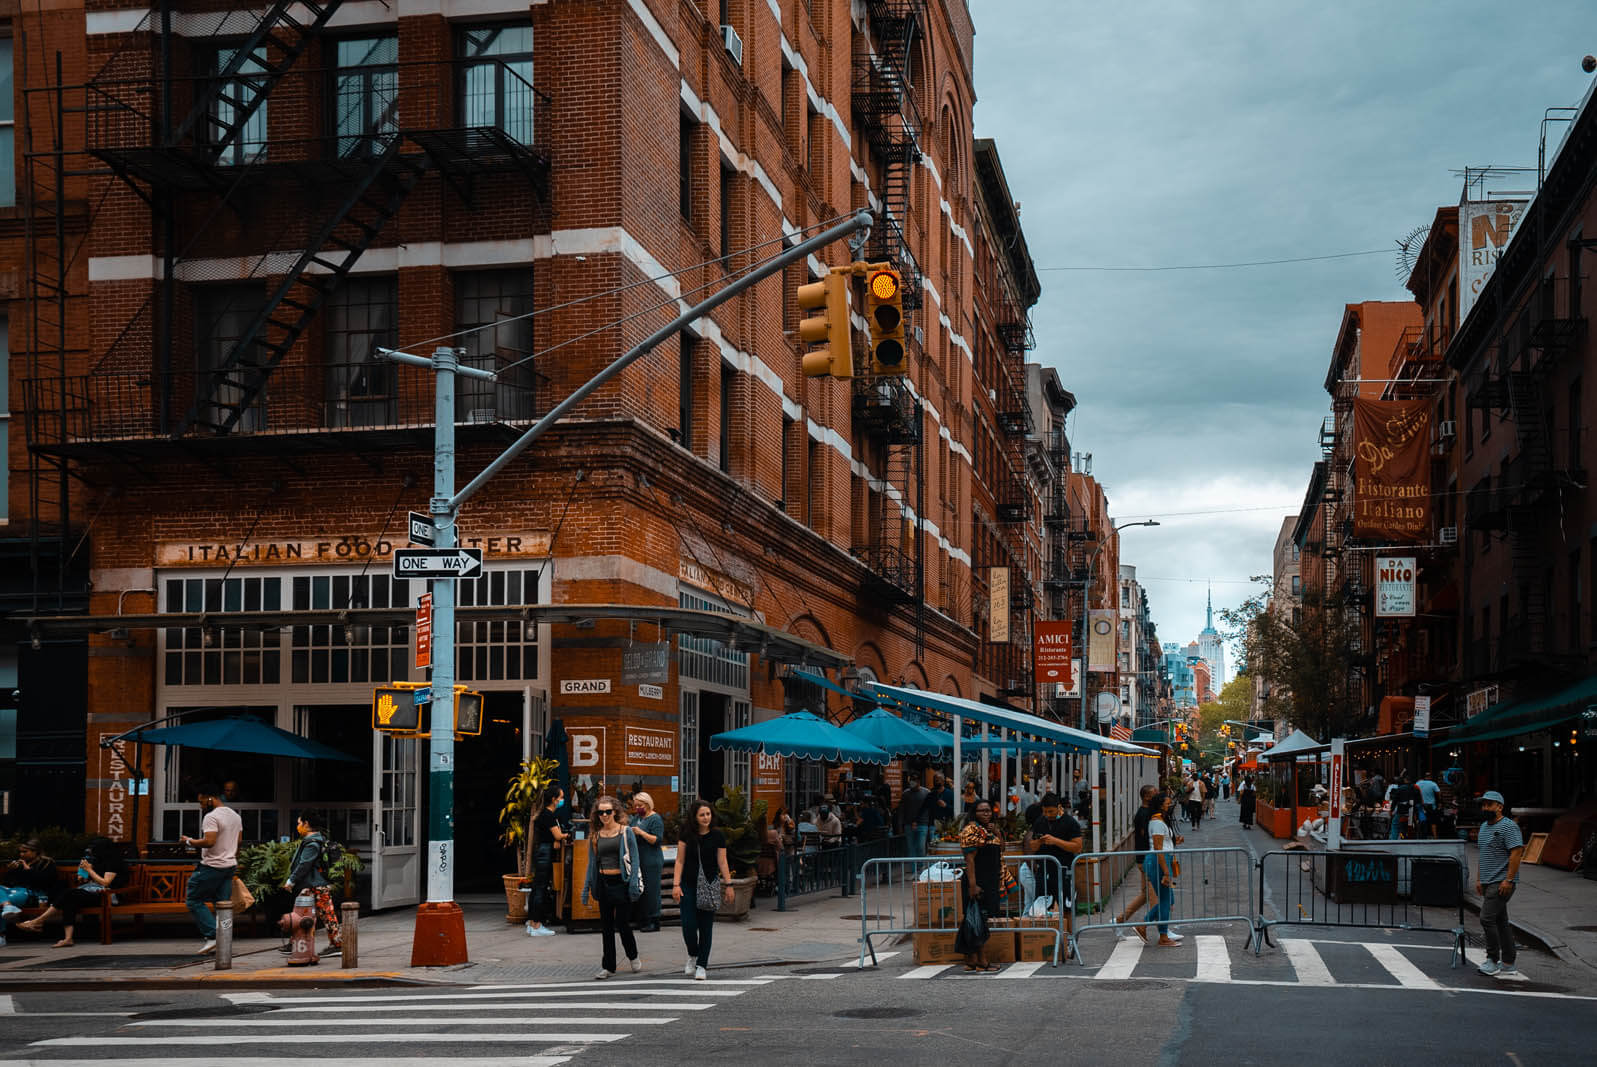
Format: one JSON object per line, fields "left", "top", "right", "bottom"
{"left": 957, "top": 799, "right": 1003, "bottom": 972}
{"left": 672, "top": 799, "right": 732, "bottom": 980}
{"left": 1136, "top": 793, "right": 1180, "bottom": 947}
{"left": 581, "top": 795, "right": 644, "bottom": 979}
{"left": 630, "top": 792, "right": 665, "bottom": 933}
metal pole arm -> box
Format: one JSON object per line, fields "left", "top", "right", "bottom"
{"left": 451, "top": 210, "right": 874, "bottom": 510}
{"left": 380, "top": 348, "right": 497, "bottom": 381}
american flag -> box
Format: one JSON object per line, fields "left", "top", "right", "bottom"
{"left": 1109, "top": 723, "right": 1132, "bottom": 742}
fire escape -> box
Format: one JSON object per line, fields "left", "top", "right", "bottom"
{"left": 23, "top": 7, "right": 552, "bottom": 471}
{"left": 850, "top": 0, "right": 927, "bottom": 650}
{"left": 1464, "top": 272, "right": 1585, "bottom": 676}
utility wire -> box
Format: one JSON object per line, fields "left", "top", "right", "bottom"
{"left": 1037, "top": 249, "right": 1389, "bottom": 272}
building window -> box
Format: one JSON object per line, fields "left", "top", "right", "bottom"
{"left": 1570, "top": 377, "right": 1583, "bottom": 471}
{"left": 196, "top": 285, "right": 266, "bottom": 431}
{"left": 720, "top": 160, "right": 736, "bottom": 256}
{"left": 678, "top": 330, "right": 695, "bottom": 451}
{"left": 781, "top": 415, "right": 796, "bottom": 509}
{"left": 459, "top": 23, "right": 535, "bottom": 145}
{"left": 1291, "top": 575, "right": 1301, "bottom": 596}
{"left": 679, "top": 691, "right": 699, "bottom": 802}
{"left": 162, "top": 577, "right": 283, "bottom": 686}
{"left": 1570, "top": 549, "right": 1582, "bottom": 651}
{"left": 290, "top": 574, "right": 413, "bottom": 685}
{"left": 325, "top": 277, "right": 398, "bottom": 427}
{"left": 455, "top": 270, "right": 536, "bottom": 421}
{"left": 679, "top": 110, "right": 696, "bottom": 221}
{"left": 807, "top": 438, "right": 822, "bottom": 528}
{"left": 0, "top": 318, "right": 7, "bottom": 520}
{"left": 719, "top": 363, "right": 734, "bottom": 473}
{"left": 0, "top": 38, "right": 13, "bottom": 206}
{"left": 677, "top": 588, "right": 750, "bottom": 690}
{"left": 333, "top": 35, "right": 398, "bottom": 156}
{"left": 454, "top": 567, "right": 541, "bottom": 681}
{"left": 210, "top": 46, "right": 269, "bottom": 165}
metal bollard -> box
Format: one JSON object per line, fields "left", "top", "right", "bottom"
{"left": 214, "top": 899, "right": 233, "bottom": 971}
{"left": 340, "top": 901, "right": 359, "bottom": 969}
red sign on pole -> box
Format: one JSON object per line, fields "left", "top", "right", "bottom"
{"left": 1034, "top": 621, "right": 1073, "bottom": 688}
{"left": 416, "top": 593, "right": 433, "bottom": 670}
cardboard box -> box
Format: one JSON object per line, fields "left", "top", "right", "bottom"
{"left": 983, "top": 929, "right": 1017, "bottom": 964}
{"left": 914, "top": 880, "right": 964, "bottom": 929}
{"left": 912, "top": 931, "right": 962, "bottom": 965}
{"left": 1012, "top": 916, "right": 1067, "bottom": 962}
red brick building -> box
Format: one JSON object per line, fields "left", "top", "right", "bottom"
{"left": 3, "top": 1, "right": 1079, "bottom": 901}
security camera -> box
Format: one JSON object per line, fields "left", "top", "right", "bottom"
{"left": 1585, "top": 55, "right": 1597, "bottom": 74}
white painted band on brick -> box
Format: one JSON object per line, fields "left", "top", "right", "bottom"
{"left": 557, "top": 555, "right": 678, "bottom": 600}
{"left": 680, "top": 82, "right": 783, "bottom": 211}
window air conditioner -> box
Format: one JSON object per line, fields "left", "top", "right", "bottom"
{"left": 1439, "top": 420, "right": 1456, "bottom": 439}
{"left": 1439, "top": 526, "right": 1458, "bottom": 544}
{"left": 721, "top": 24, "right": 743, "bottom": 65}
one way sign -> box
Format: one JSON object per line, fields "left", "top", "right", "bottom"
{"left": 392, "top": 548, "right": 484, "bottom": 580}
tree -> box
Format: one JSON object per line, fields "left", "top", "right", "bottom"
{"left": 1220, "top": 577, "right": 1361, "bottom": 742}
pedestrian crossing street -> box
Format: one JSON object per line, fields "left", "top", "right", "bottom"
{"left": 6, "top": 974, "right": 798, "bottom": 1066}
{"left": 889, "top": 934, "right": 1594, "bottom": 999}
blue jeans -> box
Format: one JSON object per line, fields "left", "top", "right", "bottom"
{"left": 909, "top": 823, "right": 930, "bottom": 858}
{"left": 680, "top": 901, "right": 717, "bottom": 968}
{"left": 1, "top": 886, "right": 42, "bottom": 935}
{"left": 1142, "top": 855, "right": 1173, "bottom": 936}
{"left": 185, "top": 864, "right": 235, "bottom": 939}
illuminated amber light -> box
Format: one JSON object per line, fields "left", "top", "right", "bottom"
{"left": 870, "top": 271, "right": 899, "bottom": 300}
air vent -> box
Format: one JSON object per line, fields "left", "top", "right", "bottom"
{"left": 721, "top": 24, "right": 743, "bottom": 65}
{"left": 1439, "top": 526, "right": 1458, "bottom": 544}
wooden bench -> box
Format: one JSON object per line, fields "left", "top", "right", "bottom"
{"left": 104, "top": 863, "right": 197, "bottom": 944}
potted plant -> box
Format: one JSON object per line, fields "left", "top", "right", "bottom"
{"left": 711, "top": 786, "right": 766, "bottom": 919}
{"left": 237, "top": 837, "right": 364, "bottom": 919}
{"left": 931, "top": 816, "right": 963, "bottom": 855}
{"left": 498, "top": 756, "right": 561, "bottom": 922}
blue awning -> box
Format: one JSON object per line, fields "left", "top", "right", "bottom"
{"left": 787, "top": 667, "right": 870, "bottom": 703}
{"left": 864, "top": 683, "right": 1158, "bottom": 756}
{"left": 708, "top": 711, "right": 891, "bottom": 765}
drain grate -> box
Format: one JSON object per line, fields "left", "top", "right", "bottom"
{"left": 22, "top": 954, "right": 204, "bottom": 971}
{"left": 836, "top": 1006, "right": 920, "bottom": 1020}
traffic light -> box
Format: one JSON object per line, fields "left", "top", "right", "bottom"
{"left": 798, "top": 270, "right": 852, "bottom": 378}
{"left": 454, "top": 687, "right": 484, "bottom": 738}
{"left": 864, "top": 265, "right": 906, "bottom": 376}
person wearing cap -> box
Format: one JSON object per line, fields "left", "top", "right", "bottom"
{"left": 1474, "top": 790, "right": 1525, "bottom": 978}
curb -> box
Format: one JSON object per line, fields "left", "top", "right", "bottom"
{"left": 0, "top": 970, "right": 449, "bottom": 992}
{"left": 1459, "top": 892, "right": 1587, "bottom": 970}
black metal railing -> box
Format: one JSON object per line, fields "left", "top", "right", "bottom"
{"left": 774, "top": 833, "right": 907, "bottom": 910}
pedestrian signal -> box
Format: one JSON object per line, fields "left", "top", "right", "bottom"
{"left": 798, "top": 271, "right": 852, "bottom": 378}
{"left": 454, "top": 687, "right": 484, "bottom": 738}
{"left": 864, "top": 266, "right": 906, "bottom": 376}
{"left": 373, "top": 686, "right": 422, "bottom": 734}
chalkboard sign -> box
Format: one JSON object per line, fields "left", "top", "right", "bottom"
{"left": 1327, "top": 852, "right": 1398, "bottom": 904}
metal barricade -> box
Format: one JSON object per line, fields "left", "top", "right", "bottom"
{"left": 856, "top": 854, "right": 1071, "bottom": 969}
{"left": 775, "top": 835, "right": 906, "bottom": 910}
{"left": 1068, "top": 847, "right": 1255, "bottom": 965}
{"left": 1256, "top": 849, "right": 1467, "bottom": 965}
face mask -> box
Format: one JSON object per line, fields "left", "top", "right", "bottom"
{"left": 819, "top": 806, "right": 829, "bottom": 815}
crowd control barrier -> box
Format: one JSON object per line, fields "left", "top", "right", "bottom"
{"left": 774, "top": 834, "right": 906, "bottom": 911}
{"left": 1255, "top": 849, "right": 1468, "bottom": 965}
{"left": 1067, "top": 847, "right": 1256, "bottom": 966}
{"left": 856, "top": 854, "right": 1072, "bottom": 968}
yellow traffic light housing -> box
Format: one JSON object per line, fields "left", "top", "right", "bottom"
{"left": 864, "top": 265, "right": 906, "bottom": 376}
{"left": 798, "top": 270, "right": 852, "bottom": 378}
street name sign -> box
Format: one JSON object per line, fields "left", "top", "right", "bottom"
{"left": 408, "top": 512, "right": 436, "bottom": 547}
{"left": 393, "top": 548, "right": 483, "bottom": 579}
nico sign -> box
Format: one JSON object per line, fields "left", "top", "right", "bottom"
{"left": 1034, "top": 621, "right": 1073, "bottom": 688}
{"left": 1375, "top": 556, "right": 1416, "bottom": 617}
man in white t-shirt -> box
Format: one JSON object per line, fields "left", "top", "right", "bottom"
{"left": 180, "top": 782, "right": 243, "bottom": 954}
{"left": 1187, "top": 776, "right": 1205, "bottom": 829}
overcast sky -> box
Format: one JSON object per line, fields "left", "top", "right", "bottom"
{"left": 971, "top": 0, "right": 1596, "bottom": 680}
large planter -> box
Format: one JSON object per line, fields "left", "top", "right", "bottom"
{"left": 717, "top": 875, "right": 758, "bottom": 920}
{"left": 929, "top": 840, "right": 963, "bottom": 857}
{"left": 1256, "top": 801, "right": 1292, "bottom": 840}
{"left": 503, "top": 873, "right": 530, "bottom": 923}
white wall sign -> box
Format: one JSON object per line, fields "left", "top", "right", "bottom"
{"left": 638, "top": 683, "right": 664, "bottom": 700}
{"left": 1458, "top": 199, "right": 1527, "bottom": 320}
{"left": 1413, "top": 695, "right": 1431, "bottom": 738}
{"left": 1374, "top": 556, "right": 1416, "bottom": 617}
{"left": 560, "top": 678, "right": 612, "bottom": 694}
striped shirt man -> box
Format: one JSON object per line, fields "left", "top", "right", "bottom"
{"left": 1477, "top": 815, "right": 1524, "bottom": 884}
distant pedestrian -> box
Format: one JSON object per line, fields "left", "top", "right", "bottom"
{"left": 1138, "top": 793, "right": 1179, "bottom": 947}
{"left": 1238, "top": 776, "right": 1256, "bottom": 829}
{"left": 15, "top": 838, "right": 126, "bottom": 948}
{"left": 581, "top": 795, "right": 643, "bottom": 979}
{"left": 1474, "top": 790, "right": 1525, "bottom": 978}
{"left": 527, "top": 785, "right": 568, "bottom": 936}
{"left": 1024, "top": 792, "right": 1083, "bottom": 919}
{"left": 1073, "top": 772, "right": 1091, "bottom": 820}
{"left": 631, "top": 792, "right": 665, "bottom": 932}
{"left": 958, "top": 799, "right": 1003, "bottom": 972}
{"left": 1115, "top": 785, "right": 1159, "bottom": 933}
{"left": 180, "top": 783, "right": 242, "bottom": 954}
{"left": 1, "top": 840, "right": 58, "bottom": 946}
{"left": 1201, "top": 773, "right": 1216, "bottom": 817}
{"left": 284, "top": 813, "right": 341, "bottom": 956}
{"left": 1186, "top": 775, "right": 1205, "bottom": 829}
{"left": 1221, "top": 773, "right": 1231, "bottom": 801}
{"left": 1415, "top": 771, "right": 1440, "bottom": 839}
{"left": 901, "top": 776, "right": 930, "bottom": 856}
{"left": 673, "top": 799, "right": 732, "bottom": 980}
{"left": 927, "top": 773, "right": 953, "bottom": 829}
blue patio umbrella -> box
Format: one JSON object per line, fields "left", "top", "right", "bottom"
{"left": 131, "top": 716, "right": 359, "bottom": 761}
{"left": 709, "top": 711, "right": 892, "bottom": 765}
{"left": 841, "top": 708, "right": 951, "bottom": 757}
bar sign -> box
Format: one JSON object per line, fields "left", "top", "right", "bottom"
{"left": 416, "top": 593, "right": 433, "bottom": 670}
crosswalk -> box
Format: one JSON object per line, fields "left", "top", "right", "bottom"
{"left": 8, "top": 975, "right": 781, "bottom": 1065}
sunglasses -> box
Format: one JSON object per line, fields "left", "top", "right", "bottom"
{"left": 596, "top": 809, "right": 615, "bottom": 817}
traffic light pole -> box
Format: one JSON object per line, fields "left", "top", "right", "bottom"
{"left": 382, "top": 209, "right": 872, "bottom": 967}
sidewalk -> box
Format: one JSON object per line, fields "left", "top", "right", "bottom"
{"left": 0, "top": 888, "right": 873, "bottom": 990}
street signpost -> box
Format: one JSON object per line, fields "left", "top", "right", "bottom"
{"left": 1328, "top": 738, "right": 1345, "bottom": 850}
{"left": 393, "top": 548, "right": 483, "bottom": 579}
{"left": 408, "top": 511, "right": 436, "bottom": 547}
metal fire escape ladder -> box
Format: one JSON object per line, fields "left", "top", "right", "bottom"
{"left": 1505, "top": 372, "right": 1553, "bottom": 487}
{"left": 168, "top": 0, "right": 344, "bottom": 158}
{"left": 854, "top": 0, "right": 924, "bottom": 310}
{"left": 176, "top": 141, "right": 430, "bottom": 436}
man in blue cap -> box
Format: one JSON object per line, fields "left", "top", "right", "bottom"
{"left": 1474, "top": 790, "right": 1525, "bottom": 978}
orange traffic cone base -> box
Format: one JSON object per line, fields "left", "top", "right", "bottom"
{"left": 410, "top": 900, "right": 469, "bottom": 967}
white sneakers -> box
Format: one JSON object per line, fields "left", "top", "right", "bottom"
{"left": 593, "top": 969, "right": 613, "bottom": 980}
{"left": 525, "top": 922, "right": 556, "bottom": 938}
{"left": 629, "top": 958, "right": 643, "bottom": 973}
{"left": 684, "top": 958, "right": 696, "bottom": 975}
{"left": 198, "top": 939, "right": 217, "bottom": 955}
{"left": 694, "top": 965, "right": 708, "bottom": 981}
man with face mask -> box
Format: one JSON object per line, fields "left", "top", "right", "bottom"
{"left": 179, "top": 782, "right": 243, "bottom": 954}
{"left": 815, "top": 801, "right": 843, "bottom": 847}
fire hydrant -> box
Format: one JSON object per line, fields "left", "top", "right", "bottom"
{"left": 279, "top": 891, "right": 319, "bottom": 966}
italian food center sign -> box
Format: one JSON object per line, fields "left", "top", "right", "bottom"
{"left": 1353, "top": 398, "right": 1431, "bottom": 542}
{"left": 1375, "top": 556, "right": 1417, "bottom": 618}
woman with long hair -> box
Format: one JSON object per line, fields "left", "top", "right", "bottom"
{"left": 630, "top": 792, "right": 665, "bottom": 932}
{"left": 527, "top": 785, "right": 568, "bottom": 936}
{"left": 580, "top": 794, "right": 643, "bottom": 978}
{"left": 1136, "top": 793, "right": 1179, "bottom": 947}
{"left": 17, "top": 838, "right": 128, "bottom": 948}
{"left": 672, "top": 799, "right": 732, "bottom": 980}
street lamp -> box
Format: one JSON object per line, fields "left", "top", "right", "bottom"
{"left": 1080, "top": 520, "right": 1160, "bottom": 732}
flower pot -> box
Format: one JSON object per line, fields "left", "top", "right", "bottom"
{"left": 717, "top": 875, "right": 757, "bottom": 920}
{"left": 503, "top": 873, "right": 530, "bottom": 923}
{"left": 930, "top": 840, "right": 963, "bottom": 857}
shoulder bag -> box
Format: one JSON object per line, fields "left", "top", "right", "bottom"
{"left": 692, "top": 837, "right": 723, "bottom": 911}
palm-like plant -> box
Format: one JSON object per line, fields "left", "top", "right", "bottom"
{"left": 499, "top": 756, "right": 561, "bottom": 880}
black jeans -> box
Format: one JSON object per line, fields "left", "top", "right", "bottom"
{"left": 529, "top": 845, "right": 554, "bottom": 925}
{"left": 597, "top": 874, "right": 637, "bottom": 974}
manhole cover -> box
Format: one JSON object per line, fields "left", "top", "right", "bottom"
{"left": 836, "top": 1007, "right": 921, "bottom": 1020}
{"left": 23, "top": 954, "right": 203, "bottom": 971}
{"left": 841, "top": 915, "right": 895, "bottom": 921}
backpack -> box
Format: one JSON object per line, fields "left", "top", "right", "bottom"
{"left": 318, "top": 838, "right": 343, "bottom": 875}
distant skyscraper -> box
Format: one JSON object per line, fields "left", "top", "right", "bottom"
{"left": 1197, "top": 587, "right": 1226, "bottom": 688}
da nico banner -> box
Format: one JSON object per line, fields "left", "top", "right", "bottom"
{"left": 1353, "top": 397, "right": 1431, "bottom": 542}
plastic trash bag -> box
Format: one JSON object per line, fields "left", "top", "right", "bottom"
{"left": 1026, "top": 894, "right": 1054, "bottom": 918}
{"left": 918, "top": 861, "right": 961, "bottom": 882}
{"left": 1019, "top": 861, "right": 1036, "bottom": 912}
{"left": 953, "top": 898, "right": 989, "bottom": 954}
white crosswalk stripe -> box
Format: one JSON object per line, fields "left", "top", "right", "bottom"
{"left": 12, "top": 976, "right": 779, "bottom": 1065}
{"left": 1280, "top": 938, "right": 1336, "bottom": 986}
{"left": 1094, "top": 936, "right": 1143, "bottom": 980}
{"left": 1194, "top": 935, "right": 1230, "bottom": 983}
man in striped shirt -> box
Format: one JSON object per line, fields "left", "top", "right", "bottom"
{"left": 1474, "top": 790, "right": 1525, "bottom": 978}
